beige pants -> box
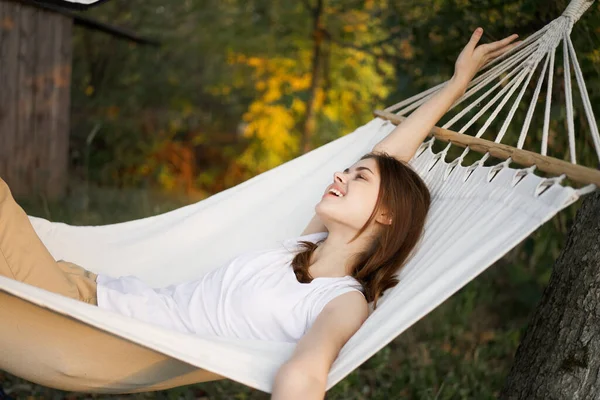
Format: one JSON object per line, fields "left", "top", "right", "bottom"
{"left": 0, "top": 177, "right": 98, "bottom": 305}
{"left": 0, "top": 178, "right": 225, "bottom": 393}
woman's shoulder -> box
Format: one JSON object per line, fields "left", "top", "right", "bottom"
{"left": 303, "top": 276, "right": 367, "bottom": 325}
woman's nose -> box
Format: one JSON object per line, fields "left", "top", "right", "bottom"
{"left": 333, "top": 171, "right": 344, "bottom": 183}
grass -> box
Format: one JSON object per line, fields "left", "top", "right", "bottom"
{"left": 1, "top": 180, "right": 566, "bottom": 400}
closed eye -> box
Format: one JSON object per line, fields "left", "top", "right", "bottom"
{"left": 344, "top": 166, "right": 373, "bottom": 180}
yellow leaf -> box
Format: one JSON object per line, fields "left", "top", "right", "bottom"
{"left": 255, "top": 81, "right": 266, "bottom": 91}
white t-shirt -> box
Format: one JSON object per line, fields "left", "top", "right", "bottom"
{"left": 96, "top": 232, "right": 365, "bottom": 343}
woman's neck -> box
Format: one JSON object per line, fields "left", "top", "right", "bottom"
{"left": 308, "top": 231, "right": 369, "bottom": 278}
{"left": 308, "top": 245, "right": 349, "bottom": 278}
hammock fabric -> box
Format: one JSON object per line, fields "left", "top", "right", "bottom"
{"left": 0, "top": 116, "right": 592, "bottom": 394}
{"left": 1, "top": 0, "right": 598, "bottom": 395}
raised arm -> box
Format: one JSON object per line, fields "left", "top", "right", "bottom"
{"left": 373, "top": 27, "right": 521, "bottom": 163}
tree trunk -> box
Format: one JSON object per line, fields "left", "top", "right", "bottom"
{"left": 300, "top": 0, "right": 324, "bottom": 155}
{"left": 499, "top": 188, "right": 600, "bottom": 399}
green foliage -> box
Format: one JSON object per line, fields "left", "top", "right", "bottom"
{"left": 68, "top": 0, "right": 600, "bottom": 194}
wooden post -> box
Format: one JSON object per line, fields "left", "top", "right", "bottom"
{"left": 0, "top": 0, "right": 72, "bottom": 200}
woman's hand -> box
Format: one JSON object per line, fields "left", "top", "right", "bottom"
{"left": 371, "top": 27, "right": 523, "bottom": 163}
{"left": 452, "top": 27, "right": 522, "bottom": 89}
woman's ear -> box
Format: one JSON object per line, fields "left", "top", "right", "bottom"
{"left": 376, "top": 211, "right": 393, "bottom": 226}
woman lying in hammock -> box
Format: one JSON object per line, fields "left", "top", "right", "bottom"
{"left": 0, "top": 27, "right": 519, "bottom": 399}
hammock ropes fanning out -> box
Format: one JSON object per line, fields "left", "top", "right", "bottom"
{"left": 1, "top": 0, "right": 599, "bottom": 394}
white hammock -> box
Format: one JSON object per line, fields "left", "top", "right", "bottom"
{"left": 1, "top": 0, "right": 598, "bottom": 395}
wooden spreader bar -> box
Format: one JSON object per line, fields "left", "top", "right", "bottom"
{"left": 374, "top": 110, "right": 600, "bottom": 187}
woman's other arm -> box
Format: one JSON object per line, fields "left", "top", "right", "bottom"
{"left": 373, "top": 28, "right": 521, "bottom": 163}
{"left": 301, "top": 213, "right": 327, "bottom": 236}
{"left": 271, "top": 291, "right": 369, "bottom": 399}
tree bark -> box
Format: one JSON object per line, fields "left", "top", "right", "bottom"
{"left": 500, "top": 188, "right": 600, "bottom": 399}
{"left": 300, "top": 0, "right": 324, "bottom": 155}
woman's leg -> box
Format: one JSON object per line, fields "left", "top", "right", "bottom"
{"left": 0, "top": 177, "right": 98, "bottom": 305}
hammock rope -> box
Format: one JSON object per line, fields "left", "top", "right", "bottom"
{"left": 562, "top": 0, "right": 595, "bottom": 21}
{"left": 379, "top": 0, "right": 599, "bottom": 193}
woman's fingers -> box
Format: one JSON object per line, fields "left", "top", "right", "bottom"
{"left": 465, "top": 27, "right": 484, "bottom": 53}
{"left": 483, "top": 34, "right": 520, "bottom": 53}
{"left": 487, "top": 40, "right": 523, "bottom": 60}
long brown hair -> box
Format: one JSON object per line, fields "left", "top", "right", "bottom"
{"left": 291, "top": 151, "right": 431, "bottom": 309}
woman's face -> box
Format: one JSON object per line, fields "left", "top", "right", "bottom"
{"left": 315, "top": 157, "right": 385, "bottom": 232}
